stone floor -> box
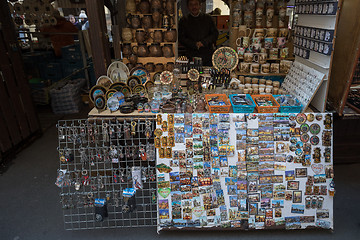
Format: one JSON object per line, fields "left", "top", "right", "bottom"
{"left": 0, "top": 111, "right": 359, "bottom": 240}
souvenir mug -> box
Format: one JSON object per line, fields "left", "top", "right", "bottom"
{"left": 279, "top": 28, "right": 289, "bottom": 38}
{"left": 148, "top": 43, "right": 162, "bottom": 57}
{"left": 280, "top": 48, "right": 289, "bottom": 59}
{"left": 122, "top": 28, "right": 133, "bottom": 42}
{"left": 271, "top": 63, "right": 280, "bottom": 73}
{"left": 233, "top": 11, "right": 241, "bottom": 27}
{"left": 155, "top": 63, "right": 164, "bottom": 72}
{"left": 240, "top": 63, "right": 250, "bottom": 74}
{"left": 259, "top": 52, "right": 267, "bottom": 64}
{"left": 251, "top": 43, "right": 262, "bottom": 53}
{"left": 237, "top": 47, "right": 246, "bottom": 58}
{"left": 235, "top": 36, "right": 242, "bottom": 47}
{"left": 277, "top": 37, "right": 287, "bottom": 48}
{"left": 126, "top": 0, "right": 137, "bottom": 13}
{"left": 164, "top": 28, "right": 177, "bottom": 42}
{"left": 261, "top": 63, "right": 270, "bottom": 74}
{"left": 127, "top": 14, "right": 141, "bottom": 29}
{"left": 152, "top": 8, "right": 162, "bottom": 28}
{"left": 269, "top": 48, "right": 279, "bottom": 59}
{"left": 279, "top": 7, "right": 286, "bottom": 28}
{"left": 128, "top": 52, "right": 138, "bottom": 64}
{"left": 264, "top": 37, "right": 274, "bottom": 49}
{"left": 252, "top": 37, "right": 262, "bottom": 44}
{"left": 244, "top": 52, "right": 253, "bottom": 63}
{"left": 256, "top": 7, "right": 263, "bottom": 18}
{"left": 132, "top": 43, "right": 149, "bottom": 57}
{"left": 138, "top": 0, "right": 150, "bottom": 14}
{"left": 242, "top": 37, "right": 250, "bottom": 48}
{"left": 253, "top": 28, "right": 267, "bottom": 38}
{"left": 267, "top": 28, "right": 277, "bottom": 38}
{"left": 142, "top": 14, "right": 153, "bottom": 29}
{"left": 150, "top": 29, "right": 163, "bottom": 43}
{"left": 266, "top": 6, "right": 274, "bottom": 27}
{"left": 166, "top": 62, "right": 174, "bottom": 72}
{"left": 255, "top": 17, "right": 263, "bottom": 28}
{"left": 122, "top": 43, "right": 132, "bottom": 57}
{"left": 244, "top": 11, "right": 253, "bottom": 28}
{"left": 251, "top": 63, "right": 260, "bottom": 74}
{"left": 162, "top": 44, "right": 174, "bottom": 58}
{"left": 238, "top": 25, "right": 251, "bottom": 37}
{"left": 135, "top": 29, "right": 148, "bottom": 43}
{"left": 145, "top": 62, "right": 155, "bottom": 72}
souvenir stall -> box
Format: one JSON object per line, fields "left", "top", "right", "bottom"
{"left": 55, "top": 0, "right": 336, "bottom": 232}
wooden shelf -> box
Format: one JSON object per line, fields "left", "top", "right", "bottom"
{"left": 126, "top": 42, "right": 176, "bottom": 46}
{"left": 123, "top": 57, "right": 175, "bottom": 65}
{"left": 88, "top": 108, "right": 156, "bottom": 117}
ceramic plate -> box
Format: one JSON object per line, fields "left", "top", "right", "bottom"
{"left": 144, "top": 80, "right": 154, "bottom": 91}
{"left": 94, "top": 95, "right": 106, "bottom": 110}
{"left": 96, "top": 76, "right": 113, "bottom": 89}
{"left": 133, "top": 84, "right": 146, "bottom": 94}
{"left": 121, "top": 85, "right": 132, "bottom": 97}
{"left": 107, "top": 61, "right": 130, "bottom": 79}
{"left": 89, "top": 85, "right": 107, "bottom": 103}
{"left": 107, "top": 96, "right": 120, "bottom": 112}
{"left": 130, "top": 67, "right": 150, "bottom": 84}
{"left": 110, "top": 68, "right": 128, "bottom": 83}
{"left": 109, "top": 82, "right": 126, "bottom": 92}
{"left": 127, "top": 76, "right": 142, "bottom": 89}
{"left": 212, "top": 46, "right": 239, "bottom": 71}
{"left": 105, "top": 89, "right": 117, "bottom": 100}
{"left": 112, "top": 92, "right": 125, "bottom": 106}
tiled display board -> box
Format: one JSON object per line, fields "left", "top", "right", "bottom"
{"left": 155, "top": 113, "right": 334, "bottom": 232}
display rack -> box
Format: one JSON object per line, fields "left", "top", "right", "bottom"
{"left": 56, "top": 117, "right": 157, "bottom": 230}
{"left": 294, "top": 0, "right": 342, "bottom": 112}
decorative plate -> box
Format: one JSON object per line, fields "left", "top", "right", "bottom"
{"left": 94, "top": 95, "right": 106, "bottom": 110}
{"left": 133, "top": 84, "right": 146, "bottom": 94}
{"left": 127, "top": 76, "right": 142, "bottom": 89}
{"left": 121, "top": 85, "right": 132, "bottom": 97}
{"left": 212, "top": 46, "right": 239, "bottom": 71}
{"left": 110, "top": 68, "right": 128, "bottom": 83}
{"left": 153, "top": 72, "right": 162, "bottom": 84}
{"left": 89, "top": 85, "right": 107, "bottom": 103}
{"left": 109, "top": 82, "right": 126, "bottom": 92}
{"left": 307, "top": 113, "right": 315, "bottom": 122}
{"left": 144, "top": 80, "right": 154, "bottom": 91}
{"left": 112, "top": 92, "right": 125, "bottom": 106}
{"left": 300, "top": 123, "right": 309, "bottom": 133}
{"left": 130, "top": 67, "right": 150, "bottom": 84}
{"left": 160, "top": 71, "right": 174, "bottom": 84}
{"left": 96, "top": 76, "right": 113, "bottom": 89}
{"left": 107, "top": 61, "right": 130, "bottom": 78}
{"left": 187, "top": 68, "right": 200, "bottom": 81}
{"left": 300, "top": 133, "right": 309, "bottom": 143}
{"left": 315, "top": 113, "right": 323, "bottom": 121}
{"left": 105, "top": 89, "right": 117, "bottom": 100}
{"left": 107, "top": 96, "right": 120, "bottom": 112}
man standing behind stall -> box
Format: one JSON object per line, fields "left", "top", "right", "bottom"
{"left": 179, "top": 0, "right": 219, "bottom": 66}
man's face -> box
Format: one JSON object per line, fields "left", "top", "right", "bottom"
{"left": 188, "top": 0, "right": 201, "bottom": 16}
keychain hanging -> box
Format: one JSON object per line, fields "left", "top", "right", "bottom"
{"left": 145, "top": 120, "right": 152, "bottom": 139}
{"left": 131, "top": 120, "right": 137, "bottom": 136}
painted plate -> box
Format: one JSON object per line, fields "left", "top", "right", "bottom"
{"left": 105, "top": 89, "right": 117, "bottom": 100}
{"left": 130, "top": 67, "right": 150, "bottom": 84}
{"left": 112, "top": 92, "right": 125, "bottom": 106}
{"left": 160, "top": 71, "right": 174, "bottom": 84}
{"left": 212, "top": 46, "right": 239, "bottom": 71}
{"left": 107, "top": 96, "right": 120, "bottom": 112}
{"left": 127, "top": 76, "right": 142, "bottom": 89}
{"left": 310, "top": 123, "right": 320, "bottom": 135}
{"left": 121, "top": 85, "right": 132, "bottom": 97}
{"left": 109, "top": 82, "right": 126, "bottom": 92}
{"left": 144, "top": 80, "right": 154, "bottom": 91}
{"left": 107, "top": 61, "right": 130, "bottom": 79}
{"left": 94, "top": 95, "right": 106, "bottom": 110}
{"left": 110, "top": 68, "right": 128, "bottom": 83}
{"left": 96, "top": 76, "right": 113, "bottom": 89}
{"left": 133, "top": 84, "right": 146, "bottom": 94}
{"left": 89, "top": 85, "right": 107, "bottom": 103}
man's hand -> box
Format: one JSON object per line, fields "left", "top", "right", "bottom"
{"left": 196, "top": 41, "right": 204, "bottom": 49}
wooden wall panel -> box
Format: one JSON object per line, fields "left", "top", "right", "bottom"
{"left": 328, "top": 0, "right": 360, "bottom": 114}
{"left": 0, "top": 0, "right": 40, "bottom": 155}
